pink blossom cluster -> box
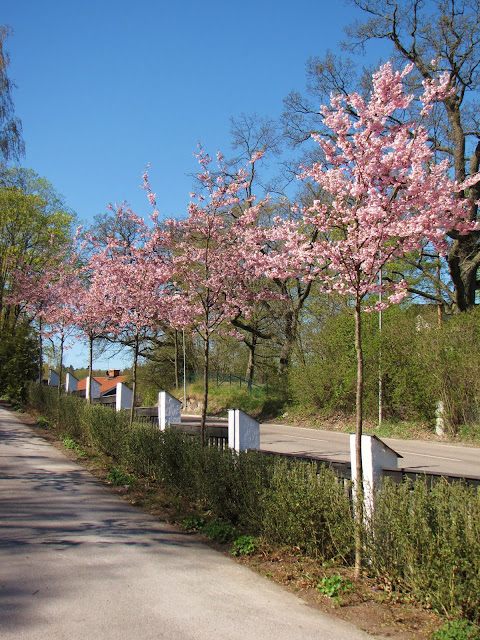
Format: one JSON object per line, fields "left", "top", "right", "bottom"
{"left": 268, "top": 62, "right": 478, "bottom": 311}
{"left": 9, "top": 62, "right": 479, "bottom": 378}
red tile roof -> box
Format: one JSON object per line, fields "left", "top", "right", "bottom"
{"left": 77, "top": 375, "right": 127, "bottom": 395}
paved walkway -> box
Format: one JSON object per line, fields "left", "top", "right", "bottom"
{"left": 0, "top": 407, "right": 374, "bottom": 640}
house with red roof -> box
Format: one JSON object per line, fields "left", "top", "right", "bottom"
{"left": 77, "top": 369, "right": 127, "bottom": 397}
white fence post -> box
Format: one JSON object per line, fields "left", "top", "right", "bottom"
{"left": 86, "top": 376, "right": 101, "bottom": 401}
{"left": 48, "top": 369, "right": 59, "bottom": 387}
{"left": 65, "top": 373, "right": 78, "bottom": 393}
{"left": 158, "top": 391, "right": 182, "bottom": 430}
{"left": 350, "top": 434, "right": 402, "bottom": 519}
{"left": 116, "top": 382, "right": 133, "bottom": 411}
{"left": 228, "top": 409, "right": 260, "bottom": 453}
{"left": 435, "top": 401, "right": 446, "bottom": 435}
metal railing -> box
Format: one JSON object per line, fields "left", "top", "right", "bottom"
{"left": 184, "top": 371, "right": 268, "bottom": 395}
{"left": 169, "top": 421, "right": 229, "bottom": 448}
{"left": 92, "top": 396, "right": 116, "bottom": 409}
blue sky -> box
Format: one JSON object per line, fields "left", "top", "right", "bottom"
{"left": 3, "top": 0, "right": 390, "bottom": 368}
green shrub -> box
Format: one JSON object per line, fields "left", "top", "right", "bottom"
{"left": 368, "top": 478, "right": 480, "bottom": 623}
{"left": 231, "top": 534, "right": 257, "bottom": 556}
{"left": 107, "top": 467, "right": 137, "bottom": 487}
{"left": 317, "top": 574, "right": 352, "bottom": 599}
{"left": 122, "top": 422, "right": 165, "bottom": 479}
{"left": 182, "top": 515, "right": 206, "bottom": 532}
{"left": 431, "top": 620, "right": 480, "bottom": 640}
{"left": 201, "top": 518, "right": 236, "bottom": 543}
{"left": 193, "top": 447, "right": 273, "bottom": 530}
{"left": 57, "top": 394, "right": 86, "bottom": 440}
{"left": 86, "top": 404, "right": 130, "bottom": 460}
{"left": 62, "top": 436, "right": 85, "bottom": 457}
{"left": 261, "top": 460, "right": 354, "bottom": 560}
{"left": 290, "top": 305, "right": 480, "bottom": 429}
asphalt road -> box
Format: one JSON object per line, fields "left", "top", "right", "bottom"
{"left": 259, "top": 422, "right": 480, "bottom": 478}
{"left": 0, "top": 407, "right": 373, "bottom": 640}
{"left": 182, "top": 414, "right": 480, "bottom": 478}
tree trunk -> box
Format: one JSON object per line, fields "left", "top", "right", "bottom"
{"left": 129, "top": 332, "right": 139, "bottom": 427}
{"left": 245, "top": 334, "right": 257, "bottom": 381}
{"left": 440, "top": 105, "right": 480, "bottom": 311}
{"left": 278, "top": 279, "right": 313, "bottom": 379}
{"left": 354, "top": 299, "right": 364, "bottom": 577}
{"left": 38, "top": 317, "right": 43, "bottom": 384}
{"left": 278, "top": 309, "right": 297, "bottom": 379}
{"left": 200, "top": 335, "right": 209, "bottom": 446}
{"left": 87, "top": 335, "right": 93, "bottom": 404}
{"left": 174, "top": 329, "right": 179, "bottom": 389}
{"left": 447, "top": 234, "right": 480, "bottom": 311}
{"left": 378, "top": 270, "right": 382, "bottom": 427}
{"left": 57, "top": 331, "right": 64, "bottom": 400}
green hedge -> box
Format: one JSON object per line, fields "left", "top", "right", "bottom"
{"left": 367, "top": 478, "right": 480, "bottom": 623}
{"left": 27, "top": 384, "right": 480, "bottom": 625}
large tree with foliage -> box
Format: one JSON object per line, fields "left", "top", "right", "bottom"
{"left": 0, "top": 25, "right": 24, "bottom": 164}
{"left": 284, "top": 0, "right": 480, "bottom": 312}
{"left": 273, "top": 62, "right": 478, "bottom": 573}
{"left": 146, "top": 148, "right": 268, "bottom": 443}
{"left": 0, "top": 168, "right": 74, "bottom": 323}
{"left": 1, "top": 169, "right": 75, "bottom": 395}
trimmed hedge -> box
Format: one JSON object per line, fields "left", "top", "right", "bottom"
{"left": 27, "top": 384, "right": 480, "bottom": 624}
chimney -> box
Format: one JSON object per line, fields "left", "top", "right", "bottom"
{"left": 107, "top": 369, "right": 120, "bottom": 378}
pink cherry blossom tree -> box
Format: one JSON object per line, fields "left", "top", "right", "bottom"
{"left": 71, "top": 258, "right": 113, "bottom": 404}
{"left": 41, "top": 263, "right": 81, "bottom": 398}
{"left": 145, "top": 149, "right": 268, "bottom": 444}
{"left": 270, "top": 62, "right": 479, "bottom": 573}
{"left": 8, "top": 252, "right": 79, "bottom": 388}
{"left": 88, "top": 205, "right": 173, "bottom": 425}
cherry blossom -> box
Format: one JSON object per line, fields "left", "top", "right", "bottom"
{"left": 267, "top": 61, "right": 479, "bottom": 573}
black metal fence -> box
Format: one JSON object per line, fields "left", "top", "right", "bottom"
{"left": 134, "top": 407, "right": 158, "bottom": 428}
{"left": 92, "top": 396, "right": 116, "bottom": 409}
{"left": 184, "top": 371, "right": 267, "bottom": 395}
{"left": 169, "top": 421, "right": 229, "bottom": 448}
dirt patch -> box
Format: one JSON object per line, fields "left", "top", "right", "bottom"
{"left": 9, "top": 403, "right": 446, "bottom": 639}
{"left": 234, "top": 553, "right": 441, "bottom": 639}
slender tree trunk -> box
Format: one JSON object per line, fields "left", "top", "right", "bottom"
{"left": 174, "top": 329, "right": 179, "bottom": 389}
{"left": 38, "top": 317, "right": 43, "bottom": 384}
{"left": 354, "top": 299, "right": 364, "bottom": 577}
{"left": 245, "top": 334, "right": 257, "bottom": 381}
{"left": 201, "top": 334, "right": 209, "bottom": 446}
{"left": 130, "top": 332, "right": 139, "bottom": 427}
{"left": 182, "top": 329, "right": 187, "bottom": 410}
{"left": 436, "top": 261, "right": 443, "bottom": 329}
{"left": 57, "top": 332, "right": 64, "bottom": 400}
{"left": 278, "top": 309, "right": 296, "bottom": 379}
{"left": 88, "top": 335, "right": 93, "bottom": 404}
{"left": 378, "top": 269, "right": 382, "bottom": 427}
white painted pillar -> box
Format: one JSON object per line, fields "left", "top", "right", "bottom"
{"left": 65, "top": 373, "right": 78, "bottom": 393}
{"left": 228, "top": 409, "right": 260, "bottom": 453}
{"left": 86, "top": 376, "right": 101, "bottom": 401}
{"left": 435, "top": 401, "right": 446, "bottom": 435}
{"left": 158, "top": 391, "right": 182, "bottom": 430}
{"left": 116, "top": 382, "right": 133, "bottom": 411}
{"left": 350, "top": 434, "right": 402, "bottom": 518}
{"left": 48, "top": 370, "right": 59, "bottom": 387}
